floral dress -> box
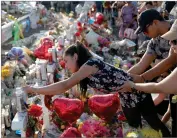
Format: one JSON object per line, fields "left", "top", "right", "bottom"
{"left": 85, "top": 58, "right": 147, "bottom": 108}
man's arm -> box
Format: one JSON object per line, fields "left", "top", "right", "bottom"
{"left": 128, "top": 50, "right": 156, "bottom": 74}
{"left": 141, "top": 47, "right": 177, "bottom": 81}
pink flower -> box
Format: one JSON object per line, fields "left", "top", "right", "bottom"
{"left": 80, "top": 118, "right": 110, "bottom": 138}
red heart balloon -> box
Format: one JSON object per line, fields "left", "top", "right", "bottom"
{"left": 88, "top": 94, "right": 120, "bottom": 121}
{"left": 53, "top": 98, "right": 84, "bottom": 124}
{"left": 60, "top": 127, "right": 81, "bottom": 138}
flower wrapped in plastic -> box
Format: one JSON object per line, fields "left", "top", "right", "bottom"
{"left": 97, "top": 36, "right": 110, "bottom": 47}
{"left": 7, "top": 47, "right": 29, "bottom": 67}
{"left": 8, "top": 47, "right": 25, "bottom": 61}
{"left": 80, "top": 118, "right": 110, "bottom": 137}
{"left": 26, "top": 104, "right": 43, "bottom": 137}
{"left": 75, "top": 4, "right": 83, "bottom": 15}
{"left": 88, "top": 94, "right": 120, "bottom": 121}
{"left": 52, "top": 98, "right": 84, "bottom": 124}
{"left": 60, "top": 127, "right": 81, "bottom": 138}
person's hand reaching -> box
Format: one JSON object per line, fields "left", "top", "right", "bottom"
{"left": 23, "top": 85, "right": 35, "bottom": 94}
{"left": 129, "top": 73, "right": 145, "bottom": 83}
{"left": 119, "top": 81, "right": 135, "bottom": 93}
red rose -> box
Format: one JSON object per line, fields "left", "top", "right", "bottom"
{"left": 74, "top": 32, "right": 81, "bottom": 37}
{"left": 59, "top": 60, "right": 66, "bottom": 69}
{"left": 28, "top": 104, "right": 42, "bottom": 117}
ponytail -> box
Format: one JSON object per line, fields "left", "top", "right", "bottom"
{"left": 64, "top": 41, "right": 93, "bottom": 96}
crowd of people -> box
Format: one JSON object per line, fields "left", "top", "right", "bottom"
{"left": 23, "top": 1, "right": 177, "bottom": 137}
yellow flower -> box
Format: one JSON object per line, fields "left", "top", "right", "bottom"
{"left": 2, "top": 65, "right": 10, "bottom": 70}
{"left": 140, "top": 128, "right": 162, "bottom": 138}
{"left": 172, "top": 95, "right": 177, "bottom": 103}
{"left": 126, "top": 132, "right": 139, "bottom": 138}
{"left": 80, "top": 95, "right": 87, "bottom": 102}
{"left": 1, "top": 68, "right": 11, "bottom": 78}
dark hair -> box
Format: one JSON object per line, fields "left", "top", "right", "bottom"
{"left": 145, "top": 2, "right": 153, "bottom": 6}
{"left": 64, "top": 41, "right": 93, "bottom": 96}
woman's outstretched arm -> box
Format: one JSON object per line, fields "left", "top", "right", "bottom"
{"left": 119, "top": 67, "right": 177, "bottom": 94}
{"left": 23, "top": 65, "right": 98, "bottom": 95}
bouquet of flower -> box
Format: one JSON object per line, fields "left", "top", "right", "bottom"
{"left": 79, "top": 118, "right": 110, "bottom": 137}
{"left": 26, "top": 104, "right": 43, "bottom": 137}
{"left": 97, "top": 36, "right": 110, "bottom": 48}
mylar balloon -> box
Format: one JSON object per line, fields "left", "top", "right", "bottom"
{"left": 88, "top": 94, "right": 120, "bottom": 121}
{"left": 53, "top": 98, "right": 84, "bottom": 124}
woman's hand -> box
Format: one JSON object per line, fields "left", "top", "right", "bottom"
{"left": 23, "top": 85, "right": 35, "bottom": 94}
{"left": 119, "top": 81, "right": 134, "bottom": 92}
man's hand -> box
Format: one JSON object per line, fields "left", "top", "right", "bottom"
{"left": 119, "top": 81, "right": 133, "bottom": 92}
{"left": 118, "top": 81, "right": 137, "bottom": 93}
{"left": 129, "top": 73, "right": 145, "bottom": 83}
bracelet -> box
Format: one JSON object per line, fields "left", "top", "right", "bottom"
{"left": 140, "top": 75, "right": 146, "bottom": 82}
